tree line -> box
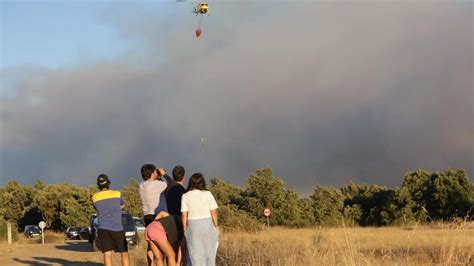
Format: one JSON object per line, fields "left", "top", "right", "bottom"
{"left": 1, "top": 167, "right": 472, "bottom": 238}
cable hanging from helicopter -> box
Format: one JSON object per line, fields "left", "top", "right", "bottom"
{"left": 193, "top": 2, "right": 210, "bottom": 37}
{"left": 177, "top": 0, "right": 210, "bottom": 37}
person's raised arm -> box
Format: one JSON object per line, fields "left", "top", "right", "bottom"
{"left": 158, "top": 168, "right": 173, "bottom": 184}
{"left": 161, "top": 174, "right": 173, "bottom": 184}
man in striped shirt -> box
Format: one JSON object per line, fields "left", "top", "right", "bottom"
{"left": 92, "top": 174, "right": 130, "bottom": 266}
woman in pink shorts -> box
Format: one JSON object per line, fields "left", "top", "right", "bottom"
{"left": 145, "top": 212, "right": 176, "bottom": 266}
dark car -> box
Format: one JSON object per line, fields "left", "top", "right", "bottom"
{"left": 65, "top": 227, "right": 82, "bottom": 240}
{"left": 79, "top": 227, "right": 91, "bottom": 240}
{"left": 89, "top": 212, "right": 138, "bottom": 251}
{"left": 24, "top": 225, "right": 41, "bottom": 238}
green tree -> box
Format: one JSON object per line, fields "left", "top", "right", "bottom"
{"left": 0, "top": 181, "right": 35, "bottom": 225}
{"left": 0, "top": 218, "right": 19, "bottom": 242}
{"left": 241, "top": 167, "right": 287, "bottom": 224}
{"left": 388, "top": 186, "right": 426, "bottom": 225}
{"left": 279, "top": 189, "right": 313, "bottom": 227}
{"left": 215, "top": 205, "right": 262, "bottom": 232}
{"left": 341, "top": 183, "right": 398, "bottom": 226}
{"left": 209, "top": 177, "right": 244, "bottom": 207}
{"left": 122, "top": 178, "right": 142, "bottom": 217}
{"left": 310, "top": 186, "right": 344, "bottom": 226}
{"left": 240, "top": 167, "right": 309, "bottom": 226}
{"left": 34, "top": 180, "right": 46, "bottom": 190}
{"left": 209, "top": 177, "right": 261, "bottom": 231}
{"left": 297, "top": 197, "right": 315, "bottom": 226}
{"left": 401, "top": 169, "right": 473, "bottom": 220}
{"left": 34, "top": 183, "right": 94, "bottom": 230}
{"left": 342, "top": 204, "right": 363, "bottom": 226}
{"left": 0, "top": 187, "right": 5, "bottom": 223}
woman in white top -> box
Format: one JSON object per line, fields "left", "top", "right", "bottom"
{"left": 181, "top": 173, "right": 219, "bottom": 266}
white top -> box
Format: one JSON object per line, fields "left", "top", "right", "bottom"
{"left": 181, "top": 190, "right": 218, "bottom": 220}
{"left": 139, "top": 180, "right": 168, "bottom": 215}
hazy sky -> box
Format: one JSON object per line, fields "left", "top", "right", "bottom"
{"left": 1, "top": 1, "right": 472, "bottom": 194}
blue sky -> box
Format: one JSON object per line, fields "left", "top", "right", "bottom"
{"left": 1, "top": 1, "right": 130, "bottom": 68}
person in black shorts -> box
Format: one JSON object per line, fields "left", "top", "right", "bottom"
{"left": 165, "top": 165, "right": 187, "bottom": 265}
{"left": 92, "top": 174, "right": 130, "bottom": 266}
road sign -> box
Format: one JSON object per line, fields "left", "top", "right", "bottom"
{"left": 38, "top": 221, "right": 46, "bottom": 229}
{"left": 263, "top": 208, "right": 272, "bottom": 217}
{"left": 263, "top": 208, "right": 272, "bottom": 228}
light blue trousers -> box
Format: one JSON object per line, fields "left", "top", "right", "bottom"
{"left": 185, "top": 217, "right": 219, "bottom": 266}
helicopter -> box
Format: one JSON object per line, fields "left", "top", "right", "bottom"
{"left": 178, "top": 1, "right": 210, "bottom": 37}
{"left": 193, "top": 2, "right": 210, "bottom": 16}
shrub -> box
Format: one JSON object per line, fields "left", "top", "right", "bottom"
{"left": 218, "top": 205, "right": 263, "bottom": 232}
{"left": 0, "top": 218, "right": 19, "bottom": 242}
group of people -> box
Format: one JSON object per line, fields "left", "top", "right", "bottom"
{"left": 91, "top": 164, "right": 219, "bottom": 266}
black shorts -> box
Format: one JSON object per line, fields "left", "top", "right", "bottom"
{"left": 97, "top": 229, "right": 128, "bottom": 253}
{"left": 172, "top": 215, "right": 184, "bottom": 242}
{"left": 158, "top": 216, "right": 179, "bottom": 253}
{"left": 143, "top": 214, "right": 156, "bottom": 227}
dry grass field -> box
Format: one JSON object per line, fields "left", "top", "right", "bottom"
{"left": 217, "top": 223, "right": 474, "bottom": 265}
{"left": 1, "top": 223, "right": 473, "bottom": 265}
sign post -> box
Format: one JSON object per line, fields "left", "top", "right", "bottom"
{"left": 39, "top": 221, "right": 46, "bottom": 244}
{"left": 263, "top": 208, "right": 272, "bottom": 228}
{"left": 7, "top": 222, "right": 12, "bottom": 244}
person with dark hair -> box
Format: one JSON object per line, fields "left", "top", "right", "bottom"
{"left": 92, "top": 174, "right": 130, "bottom": 266}
{"left": 140, "top": 164, "right": 169, "bottom": 225}
{"left": 165, "top": 165, "right": 187, "bottom": 265}
{"left": 139, "top": 164, "right": 177, "bottom": 266}
{"left": 181, "top": 173, "right": 219, "bottom": 266}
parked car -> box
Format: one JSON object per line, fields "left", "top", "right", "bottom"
{"left": 65, "top": 227, "right": 82, "bottom": 240}
{"left": 89, "top": 212, "right": 138, "bottom": 251}
{"left": 133, "top": 217, "right": 146, "bottom": 232}
{"left": 24, "top": 225, "right": 41, "bottom": 238}
{"left": 79, "top": 227, "right": 91, "bottom": 241}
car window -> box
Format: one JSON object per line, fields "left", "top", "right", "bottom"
{"left": 25, "top": 225, "right": 39, "bottom": 231}
{"left": 122, "top": 214, "right": 134, "bottom": 227}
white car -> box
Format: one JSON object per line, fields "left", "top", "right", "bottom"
{"left": 133, "top": 217, "right": 146, "bottom": 231}
{"left": 65, "top": 227, "right": 82, "bottom": 240}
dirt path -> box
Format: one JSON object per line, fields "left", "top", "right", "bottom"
{"left": 0, "top": 241, "right": 108, "bottom": 265}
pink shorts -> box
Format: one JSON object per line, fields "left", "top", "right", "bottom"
{"left": 145, "top": 221, "right": 167, "bottom": 242}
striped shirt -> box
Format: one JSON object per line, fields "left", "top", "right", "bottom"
{"left": 92, "top": 190, "right": 125, "bottom": 231}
